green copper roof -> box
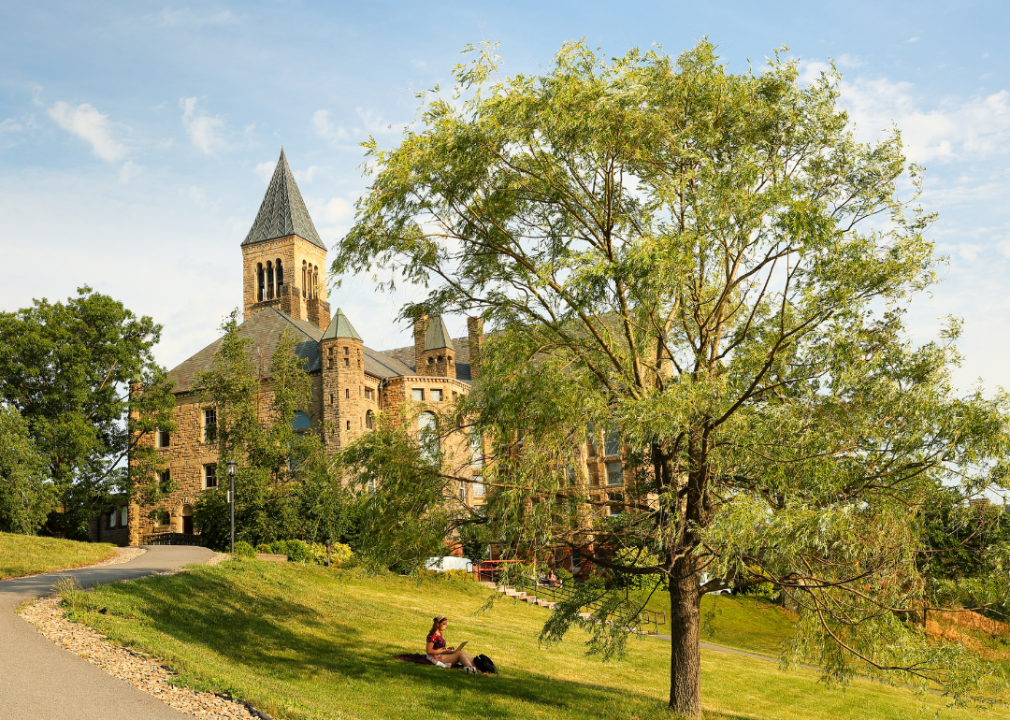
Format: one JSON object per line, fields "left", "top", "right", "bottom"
{"left": 321, "top": 308, "right": 362, "bottom": 341}
{"left": 242, "top": 148, "right": 326, "bottom": 250}
{"left": 424, "top": 316, "right": 454, "bottom": 351}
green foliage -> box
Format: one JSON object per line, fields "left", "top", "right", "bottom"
{"left": 55, "top": 576, "right": 100, "bottom": 619}
{"left": 0, "top": 406, "right": 51, "bottom": 534}
{"left": 233, "top": 541, "right": 256, "bottom": 559}
{"left": 0, "top": 287, "right": 174, "bottom": 538}
{"left": 332, "top": 38, "right": 1010, "bottom": 712}
{"left": 0, "top": 532, "right": 115, "bottom": 580}
{"left": 191, "top": 313, "right": 351, "bottom": 550}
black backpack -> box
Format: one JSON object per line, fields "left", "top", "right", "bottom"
{"left": 473, "top": 654, "right": 499, "bottom": 675}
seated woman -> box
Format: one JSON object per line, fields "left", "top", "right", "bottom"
{"left": 426, "top": 615, "right": 477, "bottom": 673}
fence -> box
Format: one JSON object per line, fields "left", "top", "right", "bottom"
{"left": 140, "top": 532, "right": 207, "bottom": 547}
{"left": 476, "top": 561, "right": 666, "bottom": 635}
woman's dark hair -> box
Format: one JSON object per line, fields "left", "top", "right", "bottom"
{"left": 429, "top": 615, "right": 447, "bottom": 637}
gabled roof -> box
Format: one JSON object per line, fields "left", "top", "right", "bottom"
{"left": 167, "top": 307, "right": 418, "bottom": 393}
{"left": 424, "top": 316, "right": 454, "bottom": 351}
{"left": 167, "top": 307, "right": 324, "bottom": 392}
{"left": 321, "top": 308, "right": 362, "bottom": 341}
{"left": 242, "top": 148, "right": 326, "bottom": 250}
{"left": 378, "top": 335, "right": 473, "bottom": 383}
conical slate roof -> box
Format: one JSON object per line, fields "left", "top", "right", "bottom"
{"left": 242, "top": 148, "right": 325, "bottom": 250}
{"left": 321, "top": 308, "right": 362, "bottom": 341}
{"left": 424, "top": 316, "right": 454, "bottom": 351}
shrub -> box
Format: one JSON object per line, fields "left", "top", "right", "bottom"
{"left": 233, "top": 541, "right": 256, "bottom": 559}
{"left": 54, "top": 577, "right": 99, "bottom": 618}
{"left": 256, "top": 544, "right": 272, "bottom": 554}
{"left": 283, "top": 539, "right": 315, "bottom": 564}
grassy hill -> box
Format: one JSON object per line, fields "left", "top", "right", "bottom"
{"left": 68, "top": 560, "right": 1010, "bottom": 720}
{"left": 0, "top": 532, "right": 115, "bottom": 580}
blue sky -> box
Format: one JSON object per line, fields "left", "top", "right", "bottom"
{"left": 1, "top": 1, "right": 1008, "bottom": 390}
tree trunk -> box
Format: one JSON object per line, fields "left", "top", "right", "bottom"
{"left": 669, "top": 560, "right": 702, "bottom": 718}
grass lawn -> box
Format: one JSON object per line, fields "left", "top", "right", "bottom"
{"left": 70, "top": 560, "right": 1010, "bottom": 720}
{"left": 638, "top": 591, "right": 797, "bottom": 658}
{"left": 0, "top": 532, "right": 115, "bottom": 580}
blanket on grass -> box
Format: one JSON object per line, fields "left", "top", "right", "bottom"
{"left": 394, "top": 654, "right": 434, "bottom": 665}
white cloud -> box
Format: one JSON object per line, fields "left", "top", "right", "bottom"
{"left": 180, "top": 97, "right": 225, "bottom": 155}
{"left": 313, "top": 109, "right": 348, "bottom": 146}
{"left": 907, "top": 37, "right": 920, "bottom": 43}
{"left": 47, "top": 101, "right": 127, "bottom": 162}
{"left": 119, "top": 161, "right": 141, "bottom": 183}
{"left": 293, "top": 165, "right": 321, "bottom": 183}
{"left": 150, "top": 8, "right": 238, "bottom": 27}
{"left": 254, "top": 161, "right": 274, "bottom": 183}
{"left": 842, "top": 79, "right": 1010, "bottom": 163}
{"left": 0, "top": 118, "right": 22, "bottom": 133}
{"left": 322, "top": 197, "right": 353, "bottom": 223}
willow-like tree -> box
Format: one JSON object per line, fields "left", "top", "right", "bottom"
{"left": 333, "top": 41, "right": 1010, "bottom": 715}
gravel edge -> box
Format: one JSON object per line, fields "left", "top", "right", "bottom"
{"left": 16, "top": 552, "right": 272, "bottom": 720}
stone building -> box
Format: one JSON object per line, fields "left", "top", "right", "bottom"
{"left": 93, "top": 150, "right": 485, "bottom": 546}
{"left": 93, "top": 149, "right": 631, "bottom": 546}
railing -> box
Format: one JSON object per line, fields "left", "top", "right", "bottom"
{"left": 140, "top": 532, "right": 206, "bottom": 547}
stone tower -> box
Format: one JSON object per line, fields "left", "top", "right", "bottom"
{"left": 241, "top": 148, "right": 331, "bottom": 330}
{"left": 414, "top": 315, "right": 456, "bottom": 379}
{"left": 320, "top": 308, "right": 365, "bottom": 453}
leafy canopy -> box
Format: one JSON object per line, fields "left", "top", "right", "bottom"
{"left": 333, "top": 40, "right": 1010, "bottom": 711}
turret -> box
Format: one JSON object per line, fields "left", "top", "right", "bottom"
{"left": 414, "top": 315, "right": 455, "bottom": 379}
{"left": 320, "top": 308, "right": 364, "bottom": 453}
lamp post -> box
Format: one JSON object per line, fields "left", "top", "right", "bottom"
{"left": 226, "top": 460, "right": 237, "bottom": 555}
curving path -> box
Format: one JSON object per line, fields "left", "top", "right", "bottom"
{"left": 0, "top": 546, "right": 216, "bottom": 720}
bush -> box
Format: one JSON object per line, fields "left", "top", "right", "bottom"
{"left": 256, "top": 544, "right": 272, "bottom": 554}
{"left": 283, "top": 539, "right": 315, "bottom": 564}
{"left": 233, "top": 541, "right": 256, "bottom": 559}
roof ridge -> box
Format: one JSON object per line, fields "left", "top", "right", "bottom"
{"left": 265, "top": 306, "right": 321, "bottom": 341}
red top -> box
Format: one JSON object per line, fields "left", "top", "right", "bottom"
{"left": 427, "top": 631, "right": 446, "bottom": 652}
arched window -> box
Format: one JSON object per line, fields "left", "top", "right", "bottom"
{"left": 257, "top": 263, "right": 264, "bottom": 302}
{"left": 302, "top": 261, "right": 307, "bottom": 298}
{"left": 365, "top": 410, "right": 374, "bottom": 430}
{"left": 266, "top": 261, "right": 274, "bottom": 299}
{"left": 276, "top": 259, "right": 284, "bottom": 292}
{"left": 313, "top": 266, "right": 319, "bottom": 298}
{"left": 419, "top": 411, "right": 438, "bottom": 462}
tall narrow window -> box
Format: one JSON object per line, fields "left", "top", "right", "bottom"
{"left": 606, "top": 461, "right": 623, "bottom": 486}
{"left": 276, "top": 259, "right": 283, "bottom": 291}
{"left": 203, "top": 408, "right": 217, "bottom": 443}
{"left": 266, "top": 261, "right": 274, "bottom": 299}
{"left": 257, "top": 263, "right": 264, "bottom": 302}
{"left": 419, "top": 411, "right": 438, "bottom": 462}
{"left": 120, "top": 507, "right": 128, "bottom": 526}
{"left": 471, "top": 432, "right": 483, "bottom": 468}
{"left": 158, "top": 469, "right": 171, "bottom": 493}
{"left": 302, "top": 261, "right": 307, "bottom": 298}
{"left": 473, "top": 477, "right": 486, "bottom": 498}
{"left": 204, "top": 464, "right": 218, "bottom": 489}
{"left": 365, "top": 410, "right": 374, "bottom": 430}
{"left": 157, "top": 429, "right": 170, "bottom": 448}
{"left": 586, "top": 423, "right": 598, "bottom": 457}
{"left": 604, "top": 425, "right": 621, "bottom": 456}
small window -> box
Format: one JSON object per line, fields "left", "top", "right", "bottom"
{"left": 330, "top": 393, "right": 334, "bottom": 405}
{"left": 606, "top": 461, "right": 623, "bottom": 486}
{"left": 343, "top": 347, "right": 349, "bottom": 355}
{"left": 346, "top": 420, "right": 351, "bottom": 430}
{"left": 412, "top": 388, "right": 425, "bottom": 402}
{"left": 365, "top": 387, "right": 375, "bottom": 401}
{"left": 343, "top": 357, "right": 350, "bottom": 367}
{"left": 158, "top": 469, "right": 171, "bottom": 493}
{"left": 430, "top": 389, "right": 443, "bottom": 402}
{"left": 345, "top": 388, "right": 350, "bottom": 399}
{"left": 471, "top": 432, "right": 483, "bottom": 468}
{"left": 120, "top": 507, "right": 128, "bottom": 526}
{"left": 157, "top": 429, "right": 170, "bottom": 448}
{"left": 203, "top": 408, "right": 217, "bottom": 443}
{"left": 204, "top": 463, "right": 218, "bottom": 489}
{"left": 367, "top": 478, "right": 377, "bottom": 495}
{"left": 586, "top": 423, "right": 597, "bottom": 457}
{"left": 607, "top": 492, "right": 624, "bottom": 515}
{"left": 565, "top": 466, "right": 575, "bottom": 485}
{"left": 153, "top": 509, "right": 171, "bottom": 528}
{"left": 459, "top": 481, "right": 467, "bottom": 502}
{"left": 419, "top": 411, "right": 439, "bottom": 461}
{"left": 365, "top": 410, "right": 374, "bottom": 430}
{"left": 473, "top": 477, "right": 486, "bottom": 498}
{"left": 109, "top": 511, "right": 116, "bottom": 528}
{"left": 604, "top": 425, "right": 621, "bottom": 456}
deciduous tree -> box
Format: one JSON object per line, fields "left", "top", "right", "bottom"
{"left": 333, "top": 41, "right": 1010, "bottom": 714}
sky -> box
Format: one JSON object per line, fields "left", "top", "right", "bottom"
{"left": 1, "top": 1, "right": 1008, "bottom": 391}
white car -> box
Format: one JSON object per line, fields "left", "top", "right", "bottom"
{"left": 424, "top": 556, "right": 473, "bottom": 572}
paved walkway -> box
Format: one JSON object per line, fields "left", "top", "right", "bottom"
{"left": 0, "top": 546, "right": 216, "bottom": 720}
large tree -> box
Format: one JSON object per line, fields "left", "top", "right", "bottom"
{"left": 332, "top": 41, "right": 1010, "bottom": 715}
{"left": 0, "top": 287, "right": 174, "bottom": 537}
{"left": 193, "top": 314, "right": 347, "bottom": 548}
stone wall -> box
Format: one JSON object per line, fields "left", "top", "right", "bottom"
{"left": 241, "top": 234, "right": 327, "bottom": 327}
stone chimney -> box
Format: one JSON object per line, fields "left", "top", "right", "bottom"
{"left": 413, "top": 315, "right": 429, "bottom": 374}
{"left": 467, "top": 316, "right": 484, "bottom": 380}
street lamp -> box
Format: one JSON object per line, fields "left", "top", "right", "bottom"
{"left": 226, "top": 460, "right": 237, "bottom": 555}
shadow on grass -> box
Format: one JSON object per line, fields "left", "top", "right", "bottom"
{"left": 87, "top": 562, "right": 674, "bottom": 720}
